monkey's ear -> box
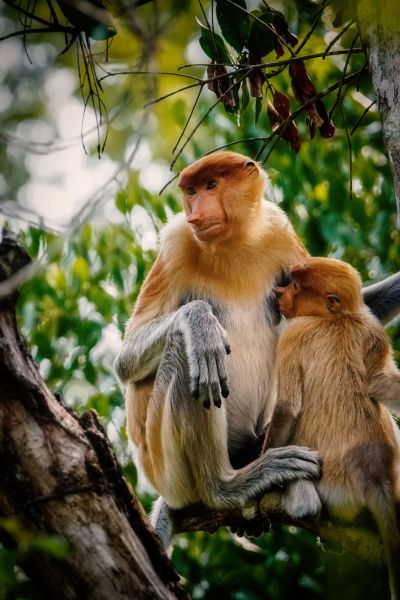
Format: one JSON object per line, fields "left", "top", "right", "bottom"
{"left": 291, "top": 263, "right": 310, "bottom": 276}
{"left": 326, "top": 293, "right": 342, "bottom": 313}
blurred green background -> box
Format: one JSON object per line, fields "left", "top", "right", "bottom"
{"left": 0, "top": 1, "right": 398, "bottom": 598}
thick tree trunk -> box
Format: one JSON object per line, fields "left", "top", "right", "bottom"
{"left": 357, "top": 0, "right": 400, "bottom": 218}
{"left": 0, "top": 233, "right": 187, "bottom": 599}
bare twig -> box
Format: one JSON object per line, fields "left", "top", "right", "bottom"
{"left": 0, "top": 25, "right": 75, "bottom": 42}
{"left": 178, "top": 48, "right": 364, "bottom": 72}
{"left": 172, "top": 86, "right": 204, "bottom": 155}
{"left": 323, "top": 19, "right": 356, "bottom": 59}
{"left": 144, "top": 82, "right": 203, "bottom": 107}
{"left": 158, "top": 173, "right": 180, "bottom": 195}
{"left": 99, "top": 70, "right": 203, "bottom": 84}
{"left": 170, "top": 70, "right": 250, "bottom": 169}
{"left": 350, "top": 99, "right": 376, "bottom": 135}
{"left": 2, "top": 0, "right": 56, "bottom": 27}
{"left": 296, "top": 0, "right": 332, "bottom": 54}
{"left": 340, "top": 101, "right": 353, "bottom": 201}
{"left": 329, "top": 33, "right": 360, "bottom": 120}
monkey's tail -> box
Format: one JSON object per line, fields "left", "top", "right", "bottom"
{"left": 370, "top": 497, "right": 400, "bottom": 600}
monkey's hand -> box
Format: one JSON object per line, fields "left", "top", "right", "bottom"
{"left": 175, "top": 300, "right": 231, "bottom": 408}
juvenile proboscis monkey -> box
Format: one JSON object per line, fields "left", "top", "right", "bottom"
{"left": 114, "top": 151, "right": 400, "bottom": 547}
{"left": 264, "top": 257, "right": 400, "bottom": 599}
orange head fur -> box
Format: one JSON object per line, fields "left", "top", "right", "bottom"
{"left": 274, "top": 257, "right": 363, "bottom": 318}
{"left": 178, "top": 151, "right": 266, "bottom": 243}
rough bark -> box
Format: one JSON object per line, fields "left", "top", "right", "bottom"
{"left": 357, "top": 0, "right": 400, "bottom": 219}
{"left": 0, "top": 232, "right": 187, "bottom": 600}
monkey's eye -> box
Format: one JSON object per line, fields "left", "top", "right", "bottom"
{"left": 292, "top": 281, "right": 299, "bottom": 292}
{"left": 187, "top": 186, "right": 196, "bottom": 195}
{"left": 245, "top": 161, "right": 256, "bottom": 167}
{"left": 206, "top": 180, "right": 217, "bottom": 190}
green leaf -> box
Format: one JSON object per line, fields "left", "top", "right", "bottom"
{"left": 240, "top": 79, "right": 250, "bottom": 119}
{"left": 216, "top": 0, "right": 250, "bottom": 52}
{"left": 216, "top": 0, "right": 249, "bottom": 53}
{"left": 255, "top": 96, "right": 262, "bottom": 124}
{"left": 115, "top": 190, "right": 134, "bottom": 215}
{"left": 248, "top": 11, "right": 275, "bottom": 57}
{"left": 199, "top": 27, "right": 231, "bottom": 63}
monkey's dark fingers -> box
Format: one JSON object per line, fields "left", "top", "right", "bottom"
{"left": 198, "top": 379, "right": 210, "bottom": 408}
{"left": 215, "top": 353, "right": 229, "bottom": 398}
{"left": 203, "top": 396, "right": 211, "bottom": 409}
{"left": 220, "top": 378, "right": 229, "bottom": 398}
{"left": 270, "top": 446, "right": 321, "bottom": 465}
{"left": 264, "top": 446, "right": 321, "bottom": 481}
{"left": 206, "top": 355, "right": 223, "bottom": 407}
{"left": 210, "top": 382, "right": 222, "bottom": 408}
{"left": 198, "top": 355, "right": 212, "bottom": 408}
{"left": 230, "top": 524, "right": 245, "bottom": 537}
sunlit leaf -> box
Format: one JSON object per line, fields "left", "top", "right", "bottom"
{"left": 199, "top": 27, "right": 231, "bottom": 63}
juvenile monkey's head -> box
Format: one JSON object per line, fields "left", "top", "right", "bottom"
{"left": 178, "top": 151, "right": 265, "bottom": 243}
{"left": 274, "top": 257, "right": 363, "bottom": 319}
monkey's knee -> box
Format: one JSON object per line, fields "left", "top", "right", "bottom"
{"left": 283, "top": 480, "right": 322, "bottom": 520}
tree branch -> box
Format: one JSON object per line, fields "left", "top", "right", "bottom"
{"left": 171, "top": 491, "right": 384, "bottom": 568}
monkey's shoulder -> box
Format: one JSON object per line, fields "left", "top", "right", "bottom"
{"left": 256, "top": 204, "right": 308, "bottom": 272}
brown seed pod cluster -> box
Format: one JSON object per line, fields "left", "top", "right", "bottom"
{"left": 202, "top": 2, "right": 336, "bottom": 153}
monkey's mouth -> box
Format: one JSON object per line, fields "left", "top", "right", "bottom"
{"left": 191, "top": 222, "right": 227, "bottom": 241}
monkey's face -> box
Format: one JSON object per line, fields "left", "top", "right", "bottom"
{"left": 179, "top": 152, "right": 265, "bottom": 243}
{"left": 273, "top": 281, "right": 300, "bottom": 318}
{"left": 274, "top": 281, "right": 337, "bottom": 319}
{"left": 274, "top": 257, "right": 364, "bottom": 319}
{"left": 181, "top": 177, "right": 229, "bottom": 242}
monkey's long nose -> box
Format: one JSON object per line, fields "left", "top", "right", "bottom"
{"left": 187, "top": 212, "right": 204, "bottom": 226}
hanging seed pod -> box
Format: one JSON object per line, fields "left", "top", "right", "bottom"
{"left": 285, "top": 121, "right": 300, "bottom": 153}
{"left": 313, "top": 99, "right": 335, "bottom": 138}
{"left": 274, "top": 37, "right": 284, "bottom": 59}
{"left": 207, "top": 63, "right": 236, "bottom": 107}
{"left": 306, "top": 115, "right": 316, "bottom": 140}
{"left": 267, "top": 97, "right": 300, "bottom": 153}
{"left": 272, "top": 9, "right": 298, "bottom": 47}
{"left": 248, "top": 55, "right": 266, "bottom": 98}
{"left": 267, "top": 100, "right": 280, "bottom": 130}
{"left": 289, "top": 62, "right": 335, "bottom": 140}
{"left": 289, "top": 61, "right": 317, "bottom": 103}
{"left": 273, "top": 90, "right": 291, "bottom": 118}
